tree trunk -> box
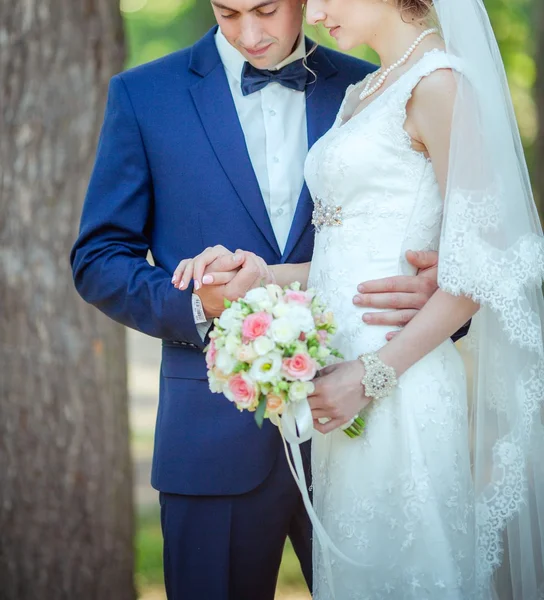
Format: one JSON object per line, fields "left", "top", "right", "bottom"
{"left": 0, "top": 2, "right": 135, "bottom": 599}
{"left": 536, "top": 0, "right": 544, "bottom": 220}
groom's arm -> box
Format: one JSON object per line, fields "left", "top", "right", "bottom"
{"left": 70, "top": 75, "right": 203, "bottom": 347}
{"left": 353, "top": 250, "right": 470, "bottom": 342}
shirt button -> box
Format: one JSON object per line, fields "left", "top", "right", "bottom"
{"left": 273, "top": 156, "right": 280, "bottom": 163}
{"left": 276, "top": 208, "right": 284, "bottom": 216}
{"left": 269, "top": 109, "right": 276, "bottom": 116}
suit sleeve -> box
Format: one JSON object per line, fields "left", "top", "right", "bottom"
{"left": 70, "top": 75, "right": 204, "bottom": 347}
{"left": 451, "top": 320, "right": 471, "bottom": 343}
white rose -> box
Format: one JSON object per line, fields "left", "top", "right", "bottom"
{"left": 288, "top": 381, "right": 315, "bottom": 403}
{"left": 215, "top": 348, "right": 238, "bottom": 375}
{"left": 208, "top": 370, "right": 225, "bottom": 394}
{"left": 218, "top": 307, "right": 243, "bottom": 332}
{"left": 237, "top": 343, "right": 259, "bottom": 363}
{"left": 249, "top": 353, "right": 283, "bottom": 383}
{"left": 253, "top": 336, "right": 276, "bottom": 356}
{"left": 269, "top": 318, "right": 299, "bottom": 345}
{"left": 288, "top": 305, "right": 316, "bottom": 334}
{"left": 272, "top": 302, "right": 291, "bottom": 318}
{"left": 266, "top": 284, "right": 283, "bottom": 303}
{"left": 225, "top": 333, "right": 241, "bottom": 356}
{"left": 244, "top": 287, "right": 273, "bottom": 311}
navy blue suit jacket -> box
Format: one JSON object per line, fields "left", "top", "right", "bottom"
{"left": 71, "top": 27, "right": 376, "bottom": 496}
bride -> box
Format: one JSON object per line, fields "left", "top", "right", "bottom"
{"left": 173, "top": 0, "right": 544, "bottom": 597}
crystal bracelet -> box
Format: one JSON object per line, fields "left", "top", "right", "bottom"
{"left": 359, "top": 352, "right": 398, "bottom": 400}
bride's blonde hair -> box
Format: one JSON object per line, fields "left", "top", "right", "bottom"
{"left": 397, "top": 0, "right": 434, "bottom": 19}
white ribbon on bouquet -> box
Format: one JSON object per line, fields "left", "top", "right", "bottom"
{"left": 271, "top": 400, "right": 369, "bottom": 599}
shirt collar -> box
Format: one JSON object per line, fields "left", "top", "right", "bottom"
{"left": 215, "top": 28, "right": 306, "bottom": 84}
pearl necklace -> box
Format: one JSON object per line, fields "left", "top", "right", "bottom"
{"left": 359, "top": 28, "right": 439, "bottom": 101}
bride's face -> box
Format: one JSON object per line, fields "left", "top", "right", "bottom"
{"left": 305, "top": 0, "right": 389, "bottom": 51}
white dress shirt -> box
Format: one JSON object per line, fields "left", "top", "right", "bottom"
{"left": 193, "top": 29, "right": 309, "bottom": 338}
{"left": 215, "top": 28, "right": 308, "bottom": 254}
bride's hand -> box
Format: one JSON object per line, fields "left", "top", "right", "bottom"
{"left": 308, "top": 360, "right": 373, "bottom": 434}
{"left": 173, "top": 246, "right": 275, "bottom": 293}
{"left": 172, "top": 245, "right": 239, "bottom": 291}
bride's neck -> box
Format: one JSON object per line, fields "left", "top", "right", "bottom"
{"left": 369, "top": 18, "right": 437, "bottom": 69}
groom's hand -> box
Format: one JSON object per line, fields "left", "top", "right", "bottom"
{"left": 308, "top": 361, "right": 372, "bottom": 434}
{"left": 198, "top": 251, "right": 273, "bottom": 318}
{"left": 353, "top": 250, "right": 438, "bottom": 340}
{"left": 172, "top": 246, "right": 273, "bottom": 319}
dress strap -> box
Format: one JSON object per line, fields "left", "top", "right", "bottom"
{"left": 392, "top": 49, "right": 464, "bottom": 108}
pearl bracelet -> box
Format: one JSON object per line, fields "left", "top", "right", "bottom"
{"left": 359, "top": 352, "right": 398, "bottom": 400}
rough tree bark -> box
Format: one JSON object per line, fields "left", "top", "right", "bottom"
{"left": 536, "top": 0, "right": 544, "bottom": 219}
{"left": 0, "top": 2, "right": 135, "bottom": 599}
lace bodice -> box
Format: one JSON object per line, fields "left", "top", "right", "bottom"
{"left": 306, "top": 50, "right": 457, "bottom": 357}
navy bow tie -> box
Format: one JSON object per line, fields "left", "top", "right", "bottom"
{"left": 241, "top": 59, "right": 308, "bottom": 96}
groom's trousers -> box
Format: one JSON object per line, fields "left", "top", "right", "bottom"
{"left": 159, "top": 444, "right": 312, "bottom": 600}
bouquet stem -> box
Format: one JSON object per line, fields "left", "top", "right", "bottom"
{"left": 343, "top": 416, "right": 366, "bottom": 438}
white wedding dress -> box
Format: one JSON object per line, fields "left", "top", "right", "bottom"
{"left": 305, "top": 51, "right": 477, "bottom": 599}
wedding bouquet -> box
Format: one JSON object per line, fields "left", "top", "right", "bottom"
{"left": 204, "top": 282, "right": 344, "bottom": 429}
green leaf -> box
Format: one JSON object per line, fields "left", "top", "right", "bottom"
{"left": 223, "top": 298, "right": 232, "bottom": 309}
{"left": 254, "top": 396, "right": 268, "bottom": 429}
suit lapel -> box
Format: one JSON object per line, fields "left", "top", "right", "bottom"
{"left": 189, "top": 29, "right": 281, "bottom": 257}
{"left": 282, "top": 45, "right": 343, "bottom": 263}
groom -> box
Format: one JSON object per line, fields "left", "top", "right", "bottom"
{"left": 71, "top": 1, "right": 460, "bottom": 598}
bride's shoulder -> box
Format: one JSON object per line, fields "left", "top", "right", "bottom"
{"left": 409, "top": 50, "right": 464, "bottom": 103}
{"left": 407, "top": 58, "right": 459, "bottom": 135}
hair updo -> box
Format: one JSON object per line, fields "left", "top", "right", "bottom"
{"left": 397, "top": 0, "right": 434, "bottom": 19}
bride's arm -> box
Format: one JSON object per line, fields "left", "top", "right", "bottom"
{"left": 269, "top": 262, "right": 311, "bottom": 289}
{"left": 379, "top": 68, "right": 479, "bottom": 377}
{"left": 172, "top": 244, "right": 311, "bottom": 292}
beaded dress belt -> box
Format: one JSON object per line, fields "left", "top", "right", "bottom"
{"left": 311, "top": 198, "right": 343, "bottom": 233}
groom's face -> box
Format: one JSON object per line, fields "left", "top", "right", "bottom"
{"left": 211, "top": 0, "right": 304, "bottom": 69}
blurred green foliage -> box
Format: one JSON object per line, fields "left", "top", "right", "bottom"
{"left": 121, "top": 0, "right": 537, "bottom": 147}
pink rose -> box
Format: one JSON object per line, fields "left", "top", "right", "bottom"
{"left": 242, "top": 312, "right": 273, "bottom": 341}
{"left": 206, "top": 339, "right": 217, "bottom": 369}
{"left": 282, "top": 353, "right": 317, "bottom": 382}
{"left": 228, "top": 373, "right": 258, "bottom": 409}
{"left": 266, "top": 393, "right": 285, "bottom": 415}
{"left": 285, "top": 290, "right": 312, "bottom": 306}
